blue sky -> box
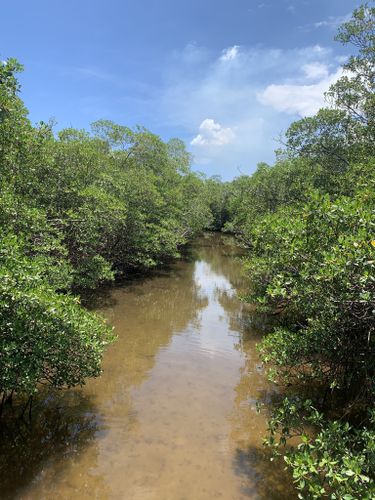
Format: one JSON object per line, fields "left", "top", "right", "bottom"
{"left": 1, "top": 0, "right": 359, "bottom": 179}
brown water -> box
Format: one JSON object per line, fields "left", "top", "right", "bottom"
{"left": 0, "top": 233, "right": 294, "bottom": 499}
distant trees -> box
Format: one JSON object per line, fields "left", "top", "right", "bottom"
{"left": 224, "top": 4, "right": 375, "bottom": 498}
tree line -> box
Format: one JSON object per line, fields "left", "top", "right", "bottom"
{"left": 0, "top": 58, "right": 220, "bottom": 416}
{"left": 219, "top": 4, "right": 374, "bottom": 498}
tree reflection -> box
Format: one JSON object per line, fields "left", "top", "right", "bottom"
{"left": 197, "top": 233, "right": 296, "bottom": 499}
{"left": 0, "top": 242, "right": 208, "bottom": 498}
{"left": 0, "top": 391, "right": 109, "bottom": 499}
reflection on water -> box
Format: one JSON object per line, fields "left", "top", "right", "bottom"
{"left": 0, "top": 233, "right": 295, "bottom": 499}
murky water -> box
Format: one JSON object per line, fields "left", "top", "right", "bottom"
{"left": 0, "top": 233, "right": 294, "bottom": 499}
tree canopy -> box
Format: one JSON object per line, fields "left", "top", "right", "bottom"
{"left": 0, "top": 56, "right": 218, "bottom": 413}
{"left": 223, "top": 4, "right": 375, "bottom": 498}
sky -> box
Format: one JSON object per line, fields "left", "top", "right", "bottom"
{"left": 1, "top": 0, "right": 361, "bottom": 180}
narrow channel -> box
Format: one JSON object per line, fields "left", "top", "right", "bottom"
{"left": 0, "top": 233, "right": 294, "bottom": 499}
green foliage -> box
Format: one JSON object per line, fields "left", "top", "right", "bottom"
{"left": 0, "top": 234, "right": 115, "bottom": 396}
{"left": 225, "top": 5, "right": 375, "bottom": 498}
{"left": 264, "top": 398, "right": 375, "bottom": 499}
{"left": 328, "top": 3, "right": 375, "bottom": 145}
{"left": 202, "top": 176, "right": 230, "bottom": 230}
{"left": 284, "top": 109, "right": 358, "bottom": 178}
{"left": 224, "top": 158, "right": 316, "bottom": 239}
{"left": 0, "top": 55, "right": 215, "bottom": 411}
{"left": 253, "top": 189, "right": 375, "bottom": 398}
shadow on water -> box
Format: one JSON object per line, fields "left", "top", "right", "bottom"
{"left": 233, "top": 446, "right": 297, "bottom": 499}
{"left": 0, "top": 391, "right": 104, "bottom": 499}
{"left": 83, "top": 246, "right": 199, "bottom": 312}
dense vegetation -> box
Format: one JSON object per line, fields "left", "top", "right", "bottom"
{"left": 0, "top": 58, "right": 216, "bottom": 414}
{"left": 223, "top": 5, "right": 375, "bottom": 498}
{"left": 1, "top": 3, "right": 374, "bottom": 499}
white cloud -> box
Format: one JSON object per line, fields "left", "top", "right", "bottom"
{"left": 302, "top": 62, "right": 329, "bottom": 80}
{"left": 157, "top": 42, "right": 343, "bottom": 177}
{"left": 257, "top": 67, "right": 343, "bottom": 116}
{"left": 314, "top": 13, "right": 351, "bottom": 29}
{"left": 311, "top": 44, "right": 327, "bottom": 54}
{"left": 70, "top": 66, "right": 120, "bottom": 83}
{"left": 191, "top": 118, "right": 235, "bottom": 146}
{"left": 300, "top": 13, "right": 351, "bottom": 33}
{"left": 220, "top": 45, "right": 240, "bottom": 62}
{"left": 336, "top": 55, "right": 348, "bottom": 64}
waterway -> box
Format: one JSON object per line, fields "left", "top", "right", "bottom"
{"left": 0, "top": 233, "right": 294, "bottom": 499}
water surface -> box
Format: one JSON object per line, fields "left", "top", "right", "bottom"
{"left": 0, "top": 233, "right": 294, "bottom": 499}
